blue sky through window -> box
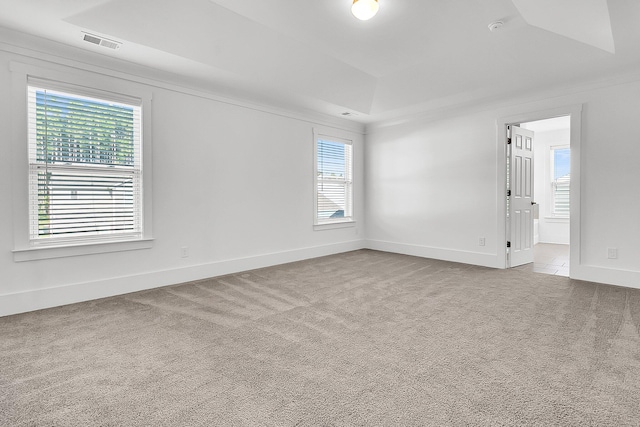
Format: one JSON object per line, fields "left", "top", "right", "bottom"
{"left": 554, "top": 148, "right": 570, "bottom": 179}
{"left": 317, "top": 139, "right": 345, "bottom": 179}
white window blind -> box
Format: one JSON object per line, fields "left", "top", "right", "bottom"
{"left": 553, "top": 175, "right": 570, "bottom": 216}
{"left": 316, "top": 137, "right": 353, "bottom": 224}
{"left": 27, "top": 82, "right": 143, "bottom": 246}
{"left": 551, "top": 147, "right": 570, "bottom": 217}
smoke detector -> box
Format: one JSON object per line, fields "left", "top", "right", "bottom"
{"left": 82, "top": 32, "right": 121, "bottom": 50}
{"left": 488, "top": 21, "right": 504, "bottom": 32}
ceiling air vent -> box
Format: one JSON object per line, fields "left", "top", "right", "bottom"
{"left": 82, "top": 32, "right": 121, "bottom": 50}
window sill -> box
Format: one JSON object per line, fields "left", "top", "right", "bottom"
{"left": 314, "top": 221, "right": 356, "bottom": 231}
{"left": 543, "top": 216, "right": 570, "bottom": 223}
{"left": 13, "top": 238, "right": 154, "bottom": 262}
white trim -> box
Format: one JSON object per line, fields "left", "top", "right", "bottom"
{"left": 571, "top": 264, "right": 640, "bottom": 290}
{"left": 496, "top": 104, "right": 582, "bottom": 271}
{"left": 313, "top": 127, "right": 354, "bottom": 227}
{"left": 0, "top": 28, "right": 364, "bottom": 136}
{"left": 9, "top": 238, "right": 640, "bottom": 317}
{"left": 368, "top": 67, "right": 640, "bottom": 133}
{"left": 28, "top": 76, "right": 143, "bottom": 107}
{"left": 543, "top": 216, "right": 570, "bottom": 222}
{"left": 0, "top": 240, "right": 366, "bottom": 317}
{"left": 365, "top": 239, "right": 502, "bottom": 269}
{"left": 313, "top": 221, "right": 356, "bottom": 231}
{"left": 13, "top": 239, "right": 154, "bottom": 262}
{"left": 10, "top": 61, "right": 154, "bottom": 257}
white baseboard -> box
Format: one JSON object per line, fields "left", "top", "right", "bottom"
{"left": 6, "top": 239, "right": 638, "bottom": 317}
{"left": 365, "top": 239, "right": 502, "bottom": 269}
{"left": 538, "top": 238, "right": 570, "bottom": 245}
{"left": 0, "top": 240, "right": 365, "bottom": 317}
{"left": 570, "top": 264, "right": 640, "bottom": 290}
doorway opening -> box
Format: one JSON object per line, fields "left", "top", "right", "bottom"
{"left": 509, "top": 116, "right": 571, "bottom": 276}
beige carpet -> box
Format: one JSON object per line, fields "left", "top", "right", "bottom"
{"left": 2, "top": 249, "right": 640, "bottom": 426}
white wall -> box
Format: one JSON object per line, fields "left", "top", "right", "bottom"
{"left": 365, "top": 79, "right": 640, "bottom": 288}
{"left": 365, "top": 112, "right": 500, "bottom": 267}
{"left": 3, "top": 33, "right": 640, "bottom": 317}
{"left": 0, "top": 42, "right": 365, "bottom": 316}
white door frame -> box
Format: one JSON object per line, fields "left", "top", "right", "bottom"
{"left": 496, "top": 104, "right": 583, "bottom": 272}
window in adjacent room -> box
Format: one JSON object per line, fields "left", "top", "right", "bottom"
{"left": 27, "top": 80, "right": 144, "bottom": 247}
{"left": 550, "top": 145, "right": 570, "bottom": 217}
{"left": 314, "top": 134, "right": 353, "bottom": 225}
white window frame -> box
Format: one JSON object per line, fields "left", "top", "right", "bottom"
{"left": 313, "top": 129, "right": 355, "bottom": 229}
{"left": 10, "top": 62, "right": 154, "bottom": 261}
{"left": 549, "top": 144, "right": 570, "bottom": 219}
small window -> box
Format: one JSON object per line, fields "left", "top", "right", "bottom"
{"left": 314, "top": 134, "right": 353, "bottom": 225}
{"left": 27, "top": 80, "right": 144, "bottom": 247}
{"left": 551, "top": 146, "right": 570, "bottom": 217}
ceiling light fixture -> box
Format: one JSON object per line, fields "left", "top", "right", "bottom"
{"left": 351, "top": 0, "right": 379, "bottom": 21}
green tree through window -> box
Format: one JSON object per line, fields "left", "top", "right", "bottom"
{"left": 29, "top": 84, "right": 143, "bottom": 243}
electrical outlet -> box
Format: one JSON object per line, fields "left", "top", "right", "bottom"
{"left": 479, "top": 237, "right": 486, "bottom": 246}
{"left": 181, "top": 246, "right": 189, "bottom": 258}
{"left": 607, "top": 248, "right": 617, "bottom": 259}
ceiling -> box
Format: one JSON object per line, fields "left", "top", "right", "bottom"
{"left": 522, "top": 115, "right": 570, "bottom": 133}
{"left": 1, "top": 0, "right": 640, "bottom": 123}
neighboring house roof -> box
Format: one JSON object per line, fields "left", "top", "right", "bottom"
{"left": 317, "top": 193, "right": 341, "bottom": 213}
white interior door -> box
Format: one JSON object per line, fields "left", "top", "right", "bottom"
{"left": 509, "top": 125, "right": 535, "bottom": 267}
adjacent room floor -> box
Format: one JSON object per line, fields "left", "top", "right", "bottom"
{"left": 514, "top": 243, "right": 570, "bottom": 277}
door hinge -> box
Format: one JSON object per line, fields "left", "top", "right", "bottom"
{"left": 507, "top": 241, "right": 511, "bottom": 248}
{"left": 507, "top": 190, "right": 511, "bottom": 197}
{"left": 507, "top": 138, "right": 512, "bottom": 145}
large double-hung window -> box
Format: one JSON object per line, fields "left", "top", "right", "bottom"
{"left": 27, "top": 79, "right": 143, "bottom": 246}
{"left": 314, "top": 134, "right": 353, "bottom": 225}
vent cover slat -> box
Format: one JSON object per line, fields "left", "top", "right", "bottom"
{"left": 82, "top": 33, "right": 121, "bottom": 50}
{"left": 83, "top": 34, "right": 101, "bottom": 45}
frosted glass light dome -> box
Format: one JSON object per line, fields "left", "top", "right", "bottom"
{"left": 351, "top": 0, "right": 379, "bottom": 21}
